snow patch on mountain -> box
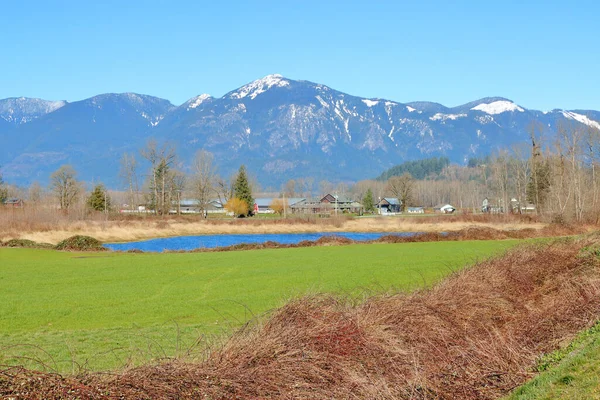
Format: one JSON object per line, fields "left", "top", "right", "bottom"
{"left": 315, "top": 95, "right": 330, "bottom": 109}
{"left": 429, "top": 113, "right": 467, "bottom": 121}
{"left": 362, "top": 99, "right": 379, "bottom": 107}
{"left": 229, "top": 74, "right": 290, "bottom": 100}
{"left": 0, "top": 97, "right": 67, "bottom": 124}
{"left": 471, "top": 101, "right": 524, "bottom": 115}
{"left": 186, "top": 94, "right": 212, "bottom": 110}
{"left": 141, "top": 112, "right": 164, "bottom": 127}
{"left": 406, "top": 106, "right": 417, "bottom": 113}
{"left": 561, "top": 111, "right": 600, "bottom": 130}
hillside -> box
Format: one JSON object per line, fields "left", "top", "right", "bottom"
{"left": 2, "top": 75, "right": 600, "bottom": 187}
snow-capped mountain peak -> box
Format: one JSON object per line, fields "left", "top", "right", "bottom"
{"left": 471, "top": 100, "right": 524, "bottom": 115}
{"left": 229, "top": 74, "right": 290, "bottom": 100}
{"left": 185, "top": 94, "right": 213, "bottom": 110}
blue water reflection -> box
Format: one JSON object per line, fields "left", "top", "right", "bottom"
{"left": 104, "top": 232, "right": 417, "bottom": 252}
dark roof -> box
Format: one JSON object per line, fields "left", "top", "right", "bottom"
{"left": 320, "top": 194, "right": 353, "bottom": 204}
{"left": 378, "top": 197, "right": 400, "bottom": 205}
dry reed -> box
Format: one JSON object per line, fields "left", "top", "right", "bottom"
{"left": 0, "top": 207, "right": 553, "bottom": 245}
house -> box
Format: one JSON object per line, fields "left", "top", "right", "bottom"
{"left": 376, "top": 198, "right": 401, "bottom": 214}
{"left": 290, "top": 194, "right": 362, "bottom": 214}
{"left": 3, "top": 198, "right": 24, "bottom": 208}
{"left": 253, "top": 197, "right": 305, "bottom": 214}
{"left": 407, "top": 206, "right": 424, "bottom": 214}
{"left": 434, "top": 204, "right": 455, "bottom": 214}
{"left": 170, "top": 199, "right": 224, "bottom": 214}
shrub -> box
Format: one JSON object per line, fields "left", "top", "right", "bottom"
{"left": 2, "top": 239, "right": 53, "bottom": 249}
{"left": 54, "top": 235, "right": 106, "bottom": 251}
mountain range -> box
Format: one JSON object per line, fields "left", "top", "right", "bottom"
{"left": 2, "top": 74, "right": 600, "bottom": 188}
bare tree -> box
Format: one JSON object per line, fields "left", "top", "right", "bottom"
{"left": 28, "top": 181, "right": 43, "bottom": 204}
{"left": 189, "top": 150, "right": 217, "bottom": 214}
{"left": 140, "top": 140, "right": 177, "bottom": 215}
{"left": 50, "top": 165, "right": 81, "bottom": 211}
{"left": 387, "top": 173, "right": 414, "bottom": 212}
{"left": 510, "top": 143, "right": 530, "bottom": 214}
{"left": 490, "top": 150, "right": 510, "bottom": 213}
{"left": 119, "top": 152, "right": 139, "bottom": 211}
{"left": 284, "top": 179, "right": 296, "bottom": 197}
{"left": 215, "top": 177, "right": 233, "bottom": 207}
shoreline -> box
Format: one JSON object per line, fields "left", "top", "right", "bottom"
{"left": 2, "top": 217, "right": 550, "bottom": 245}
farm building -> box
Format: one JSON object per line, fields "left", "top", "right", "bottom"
{"left": 407, "top": 206, "right": 424, "bottom": 214}
{"left": 376, "top": 198, "right": 401, "bottom": 214}
{"left": 171, "top": 199, "right": 224, "bottom": 214}
{"left": 290, "top": 194, "right": 363, "bottom": 214}
{"left": 3, "top": 198, "right": 24, "bottom": 207}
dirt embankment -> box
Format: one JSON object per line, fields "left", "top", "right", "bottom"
{"left": 2, "top": 236, "right": 600, "bottom": 399}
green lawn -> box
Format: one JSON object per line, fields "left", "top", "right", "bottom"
{"left": 505, "top": 322, "right": 600, "bottom": 399}
{"left": 0, "top": 240, "right": 516, "bottom": 373}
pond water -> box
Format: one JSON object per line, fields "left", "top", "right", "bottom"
{"left": 104, "top": 232, "right": 418, "bottom": 252}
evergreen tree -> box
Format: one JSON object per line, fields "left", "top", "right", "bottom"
{"left": 87, "top": 184, "right": 111, "bottom": 212}
{"left": 233, "top": 165, "right": 254, "bottom": 216}
{"left": 363, "top": 188, "right": 375, "bottom": 213}
{"left": 0, "top": 170, "right": 7, "bottom": 203}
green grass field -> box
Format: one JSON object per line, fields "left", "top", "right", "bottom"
{"left": 0, "top": 240, "right": 517, "bottom": 373}
{"left": 505, "top": 322, "right": 600, "bottom": 399}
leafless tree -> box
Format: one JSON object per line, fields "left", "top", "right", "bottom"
{"left": 387, "top": 173, "right": 414, "bottom": 212}
{"left": 140, "top": 140, "right": 177, "bottom": 215}
{"left": 189, "top": 150, "right": 217, "bottom": 214}
{"left": 50, "top": 165, "right": 82, "bottom": 211}
{"left": 119, "top": 152, "right": 139, "bottom": 211}
{"left": 28, "top": 181, "right": 43, "bottom": 204}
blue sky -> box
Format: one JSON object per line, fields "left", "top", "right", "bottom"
{"left": 1, "top": 1, "right": 599, "bottom": 110}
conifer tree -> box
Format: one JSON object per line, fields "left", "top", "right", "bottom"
{"left": 233, "top": 165, "right": 254, "bottom": 216}
{"left": 87, "top": 183, "right": 111, "bottom": 212}
{"left": 363, "top": 188, "right": 375, "bottom": 213}
{"left": 0, "top": 170, "right": 7, "bottom": 204}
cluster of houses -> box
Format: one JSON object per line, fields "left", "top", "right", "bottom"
{"left": 2, "top": 193, "right": 462, "bottom": 216}
{"left": 139, "top": 193, "right": 448, "bottom": 216}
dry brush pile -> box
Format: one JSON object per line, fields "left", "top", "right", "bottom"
{"left": 2, "top": 237, "right": 600, "bottom": 399}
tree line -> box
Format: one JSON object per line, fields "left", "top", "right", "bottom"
{"left": 2, "top": 120, "right": 600, "bottom": 223}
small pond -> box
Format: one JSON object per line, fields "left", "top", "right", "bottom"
{"left": 104, "top": 232, "right": 418, "bottom": 252}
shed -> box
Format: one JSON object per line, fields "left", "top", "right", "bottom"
{"left": 3, "top": 198, "right": 23, "bottom": 207}
{"left": 377, "top": 198, "right": 401, "bottom": 213}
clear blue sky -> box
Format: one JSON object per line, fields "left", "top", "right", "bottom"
{"left": 1, "top": 0, "right": 599, "bottom": 110}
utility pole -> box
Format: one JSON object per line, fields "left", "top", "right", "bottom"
{"left": 335, "top": 192, "right": 338, "bottom": 217}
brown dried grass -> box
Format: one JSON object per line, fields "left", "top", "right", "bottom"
{"left": 0, "top": 207, "right": 553, "bottom": 245}
{"left": 2, "top": 237, "right": 600, "bottom": 399}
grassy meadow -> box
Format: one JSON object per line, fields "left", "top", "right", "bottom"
{"left": 0, "top": 240, "right": 517, "bottom": 373}
{"left": 506, "top": 322, "right": 600, "bottom": 399}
